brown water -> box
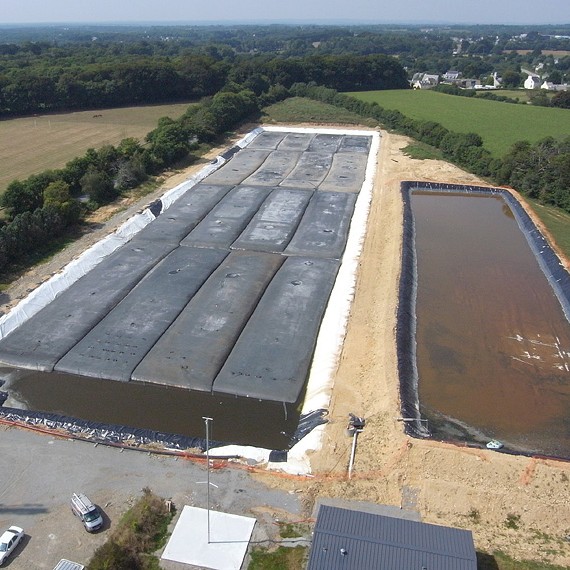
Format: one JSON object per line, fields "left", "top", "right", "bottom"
{"left": 412, "top": 192, "right": 570, "bottom": 458}
{"left": 0, "top": 367, "right": 300, "bottom": 450}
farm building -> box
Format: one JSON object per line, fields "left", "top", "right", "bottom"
{"left": 307, "top": 504, "right": 477, "bottom": 570}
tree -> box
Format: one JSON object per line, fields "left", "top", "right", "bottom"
{"left": 146, "top": 119, "right": 193, "bottom": 166}
{"left": 43, "top": 180, "right": 80, "bottom": 224}
{"left": 80, "top": 168, "right": 116, "bottom": 205}
{"left": 502, "top": 70, "right": 523, "bottom": 88}
{"left": 552, "top": 90, "right": 570, "bottom": 109}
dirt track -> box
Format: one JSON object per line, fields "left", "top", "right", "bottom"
{"left": 1, "top": 127, "right": 570, "bottom": 566}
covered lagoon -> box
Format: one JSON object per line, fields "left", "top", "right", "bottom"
{"left": 402, "top": 184, "right": 570, "bottom": 459}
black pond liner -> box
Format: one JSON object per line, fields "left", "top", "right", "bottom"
{"left": 0, "top": 405, "right": 328, "bottom": 460}
{"left": 397, "top": 181, "right": 570, "bottom": 457}
{"left": 220, "top": 145, "right": 243, "bottom": 161}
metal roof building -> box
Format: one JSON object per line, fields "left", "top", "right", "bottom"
{"left": 308, "top": 505, "right": 477, "bottom": 570}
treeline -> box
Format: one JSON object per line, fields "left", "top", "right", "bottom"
{"left": 292, "top": 83, "right": 570, "bottom": 211}
{"left": 0, "top": 50, "right": 408, "bottom": 116}
{"left": 0, "top": 87, "right": 264, "bottom": 270}
{"left": 434, "top": 84, "right": 570, "bottom": 109}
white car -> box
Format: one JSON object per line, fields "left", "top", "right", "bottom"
{"left": 0, "top": 526, "right": 24, "bottom": 566}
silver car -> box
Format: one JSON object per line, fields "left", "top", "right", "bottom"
{"left": 0, "top": 526, "right": 24, "bottom": 566}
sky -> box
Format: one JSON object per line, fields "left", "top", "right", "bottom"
{"left": 1, "top": 0, "right": 569, "bottom": 26}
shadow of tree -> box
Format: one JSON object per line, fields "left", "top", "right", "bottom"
{"left": 477, "top": 551, "right": 499, "bottom": 570}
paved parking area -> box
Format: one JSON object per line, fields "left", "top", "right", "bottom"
{"left": 0, "top": 425, "right": 303, "bottom": 569}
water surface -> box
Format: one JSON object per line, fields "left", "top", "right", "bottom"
{"left": 413, "top": 191, "right": 570, "bottom": 458}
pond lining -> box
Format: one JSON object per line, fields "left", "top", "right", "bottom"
{"left": 0, "top": 126, "right": 381, "bottom": 474}
{"left": 398, "top": 181, "right": 570, "bottom": 458}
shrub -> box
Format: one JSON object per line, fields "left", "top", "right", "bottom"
{"left": 87, "top": 488, "right": 174, "bottom": 570}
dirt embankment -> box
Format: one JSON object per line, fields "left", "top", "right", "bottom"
{"left": 1, "top": 126, "right": 569, "bottom": 566}
{"left": 302, "top": 130, "right": 570, "bottom": 566}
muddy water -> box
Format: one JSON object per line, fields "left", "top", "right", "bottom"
{"left": 412, "top": 191, "right": 570, "bottom": 459}
{"left": 1, "top": 368, "right": 299, "bottom": 450}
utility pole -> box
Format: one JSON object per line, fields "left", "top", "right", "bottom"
{"left": 202, "top": 416, "right": 213, "bottom": 544}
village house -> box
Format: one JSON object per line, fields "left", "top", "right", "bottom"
{"left": 411, "top": 72, "right": 440, "bottom": 89}
{"left": 541, "top": 80, "right": 569, "bottom": 91}
{"left": 524, "top": 74, "right": 542, "bottom": 89}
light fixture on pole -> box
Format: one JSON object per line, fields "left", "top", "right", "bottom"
{"left": 202, "top": 416, "right": 213, "bottom": 544}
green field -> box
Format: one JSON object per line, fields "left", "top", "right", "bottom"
{"left": 0, "top": 101, "right": 194, "bottom": 195}
{"left": 346, "top": 89, "right": 570, "bottom": 156}
{"left": 261, "top": 96, "right": 377, "bottom": 127}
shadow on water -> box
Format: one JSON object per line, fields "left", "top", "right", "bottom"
{"left": 2, "top": 367, "right": 301, "bottom": 450}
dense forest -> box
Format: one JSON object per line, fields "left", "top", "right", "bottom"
{"left": 0, "top": 23, "right": 569, "bottom": 275}
{"left": 1, "top": 22, "right": 570, "bottom": 117}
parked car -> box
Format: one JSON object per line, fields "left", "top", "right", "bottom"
{"left": 0, "top": 526, "right": 24, "bottom": 566}
{"left": 70, "top": 493, "right": 103, "bottom": 532}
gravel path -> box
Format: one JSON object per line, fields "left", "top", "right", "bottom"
{"left": 0, "top": 425, "right": 303, "bottom": 569}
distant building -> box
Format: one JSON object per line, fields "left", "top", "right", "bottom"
{"left": 443, "top": 70, "right": 462, "bottom": 81}
{"left": 493, "top": 72, "right": 503, "bottom": 88}
{"left": 541, "top": 80, "right": 569, "bottom": 91}
{"left": 411, "top": 72, "right": 440, "bottom": 89}
{"left": 307, "top": 504, "right": 477, "bottom": 570}
{"left": 524, "top": 74, "right": 542, "bottom": 89}
{"left": 461, "top": 78, "right": 481, "bottom": 89}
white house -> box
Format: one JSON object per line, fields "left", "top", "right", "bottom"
{"left": 524, "top": 75, "right": 542, "bottom": 89}
{"left": 412, "top": 73, "right": 440, "bottom": 89}
{"left": 493, "top": 72, "right": 503, "bottom": 88}
{"left": 541, "top": 81, "right": 569, "bottom": 91}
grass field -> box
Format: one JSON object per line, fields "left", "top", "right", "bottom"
{"left": 0, "top": 101, "right": 194, "bottom": 195}
{"left": 346, "top": 89, "right": 570, "bottom": 156}
{"left": 261, "top": 96, "right": 377, "bottom": 127}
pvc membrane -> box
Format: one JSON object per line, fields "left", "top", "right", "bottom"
{"left": 180, "top": 185, "right": 272, "bottom": 249}
{"left": 134, "top": 184, "right": 233, "bottom": 244}
{"left": 284, "top": 191, "right": 358, "bottom": 259}
{"left": 132, "top": 251, "right": 284, "bottom": 391}
{"left": 0, "top": 127, "right": 377, "bottom": 409}
{"left": 55, "top": 247, "right": 229, "bottom": 381}
{"left": 245, "top": 130, "right": 287, "bottom": 150}
{"left": 213, "top": 256, "right": 340, "bottom": 402}
{"left": 241, "top": 151, "right": 301, "bottom": 186}
{"left": 203, "top": 149, "right": 271, "bottom": 186}
{"left": 231, "top": 187, "right": 313, "bottom": 253}
{"left": 398, "top": 181, "right": 570, "bottom": 442}
{"left": 0, "top": 238, "right": 176, "bottom": 371}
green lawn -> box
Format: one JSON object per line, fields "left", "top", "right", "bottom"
{"left": 346, "top": 89, "right": 570, "bottom": 156}
{"left": 261, "top": 97, "right": 377, "bottom": 127}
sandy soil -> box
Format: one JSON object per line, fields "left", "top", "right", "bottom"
{"left": 1, "top": 127, "right": 569, "bottom": 566}
{"left": 303, "top": 130, "right": 570, "bottom": 566}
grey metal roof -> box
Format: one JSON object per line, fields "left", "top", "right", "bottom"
{"left": 308, "top": 505, "right": 477, "bottom": 570}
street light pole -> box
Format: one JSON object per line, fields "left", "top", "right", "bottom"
{"left": 202, "top": 416, "right": 213, "bottom": 544}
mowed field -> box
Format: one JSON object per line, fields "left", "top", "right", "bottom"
{"left": 346, "top": 89, "right": 570, "bottom": 156}
{"left": 0, "top": 102, "right": 194, "bottom": 194}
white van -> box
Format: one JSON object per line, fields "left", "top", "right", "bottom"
{"left": 70, "top": 493, "right": 103, "bottom": 532}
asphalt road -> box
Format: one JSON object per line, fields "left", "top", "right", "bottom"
{"left": 0, "top": 425, "right": 303, "bottom": 569}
